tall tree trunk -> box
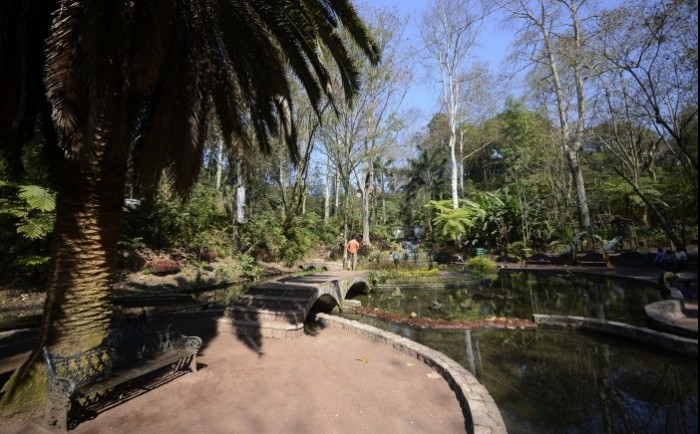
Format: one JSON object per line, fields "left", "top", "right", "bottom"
{"left": 541, "top": 5, "right": 591, "bottom": 239}
{"left": 215, "top": 137, "right": 224, "bottom": 189}
{"left": 360, "top": 162, "right": 371, "bottom": 246}
{"left": 324, "top": 158, "right": 331, "bottom": 222}
{"left": 343, "top": 190, "right": 350, "bottom": 269}
{"left": 334, "top": 171, "right": 340, "bottom": 216}
{"left": 279, "top": 159, "right": 287, "bottom": 220}
{"left": 459, "top": 129, "right": 464, "bottom": 196}
{"left": 381, "top": 170, "right": 386, "bottom": 224}
{"left": 1, "top": 135, "right": 126, "bottom": 416}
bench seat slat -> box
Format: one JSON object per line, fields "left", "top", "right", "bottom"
{"left": 76, "top": 349, "right": 194, "bottom": 397}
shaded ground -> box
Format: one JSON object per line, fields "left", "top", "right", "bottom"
{"left": 0, "top": 311, "right": 468, "bottom": 434}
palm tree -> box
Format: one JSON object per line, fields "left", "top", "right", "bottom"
{"left": 0, "top": 0, "right": 378, "bottom": 414}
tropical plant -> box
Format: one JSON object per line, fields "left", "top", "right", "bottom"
{"left": 426, "top": 198, "right": 486, "bottom": 244}
{"left": 0, "top": 0, "right": 378, "bottom": 415}
{"left": 506, "top": 241, "right": 530, "bottom": 263}
{"left": 367, "top": 251, "right": 383, "bottom": 265}
{"left": 0, "top": 182, "right": 55, "bottom": 275}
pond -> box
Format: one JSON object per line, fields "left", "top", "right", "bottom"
{"left": 357, "top": 271, "right": 665, "bottom": 328}
{"left": 343, "top": 271, "right": 698, "bottom": 434}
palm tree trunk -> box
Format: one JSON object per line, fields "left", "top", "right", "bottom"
{"left": 1, "top": 136, "right": 126, "bottom": 416}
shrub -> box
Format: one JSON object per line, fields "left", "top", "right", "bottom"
{"left": 120, "top": 181, "right": 229, "bottom": 250}
{"left": 199, "top": 247, "right": 217, "bottom": 263}
{"left": 465, "top": 256, "right": 497, "bottom": 277}
{"left": 146, "top": 259, "right": 181, "bottom": 275}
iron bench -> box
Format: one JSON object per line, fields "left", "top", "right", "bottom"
{"left": 42, "top": 322, "right": 202, "bottom": 431}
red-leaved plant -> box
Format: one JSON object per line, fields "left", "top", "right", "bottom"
{"left": 146, "top": 259, "right": 181, "bottom": 276}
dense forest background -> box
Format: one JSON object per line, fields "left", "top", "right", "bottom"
{"left": 1, "top": 0, "right": 697, "bottom": 285}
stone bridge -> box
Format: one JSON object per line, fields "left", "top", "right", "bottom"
{"left": 218, "top": 270, "right": 369, "bottom": 339}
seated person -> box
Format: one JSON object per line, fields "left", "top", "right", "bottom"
{"left": 652, "top": 248, "right": 669, "bottom": 268}
{"left": 673, "top": 247, "right": 688, "bottom": 269}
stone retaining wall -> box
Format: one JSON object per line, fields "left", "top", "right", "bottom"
{"left": 316, "top": 313, "right": 507, "bottom": 434}
{"left": 533, "top": 313, "right": 698, "bottom": 354}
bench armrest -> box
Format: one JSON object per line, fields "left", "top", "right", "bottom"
{"left": 180, "top": 335, "right": 203, "bottom": 352}
{"left": 43, "top": 347, "right": 78, "bottom": 397}
{"left": 49, "top": 375, "right": 77, "bottom": 397}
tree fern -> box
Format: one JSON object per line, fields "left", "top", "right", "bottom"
{"left": 0, "top": 182, "right": 56, "bottom": 240}
{"left": 427, "top": 199, "right": 487, "bottom": 242}
{"left": 18, "top": 185, "right": 56, "bottom": 212}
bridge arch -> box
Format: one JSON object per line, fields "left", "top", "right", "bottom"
{"left": 220, "top": 270, "right": 370, "bottom": 340}
{"left": 310, "top": 293, "right": 340, "bottom": 314}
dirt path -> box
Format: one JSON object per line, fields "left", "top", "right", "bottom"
{"left": 1, "top": 312, "right": 468, "bottom": 434}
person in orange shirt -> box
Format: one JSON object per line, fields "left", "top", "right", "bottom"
{"left": 347, "top": 236, "right": 360, "bottom": 270}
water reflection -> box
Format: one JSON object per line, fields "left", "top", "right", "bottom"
{"left": 358, "top": 271, "right": 663, "bottom": 327}
{"left": 345, "top": 272, "right": 697, "bottom": 434}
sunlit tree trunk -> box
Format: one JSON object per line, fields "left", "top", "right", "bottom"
{"left": 334, "top": 171, "right": 340, "bottom": 216}
{"left": 358, "top": 160, "right": 371, "bottom": 246}
{"left": 420, "top": 0, "right": 483, "bottom": 210}
{"left": 506, "top": 0, "right": 593, "bottom": 243}
{"left": 215, "top": 137, "right": 224, "bottom": 189}
{"left": 1, "top": 132, "right": 126, "bottom": 414}
{"left": 324, "top": 158, "right": 331, "bottom": 221}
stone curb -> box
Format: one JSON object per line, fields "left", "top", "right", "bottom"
{"left": 533, "top": 313, "right": 698, "bottom": 355}
{"left": 644, "top": 299, "right": 699, "bottom": 339}
{"left": 316, "top": 313, "right": 507, "bottom": 434}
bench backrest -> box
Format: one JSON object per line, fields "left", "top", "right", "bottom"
{"left": 44, "top": 322, "right": 186, "bottom": 384}
{"left": 109, "top": 323, "right": 184, "bottom": 364}
{"left": 43, "top": 345, "right": 116, "bottom": 387}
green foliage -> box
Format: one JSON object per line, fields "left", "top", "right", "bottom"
{"left": 369, "top": 267, "right": 440, "bottom": 285}
{"left": 318, "top": 216, "right": 343, "bottom": 247}
{"left": 367, "top": 251, "right": 383, "bottom": 265}
{"left": 280, "top": 213, "right": 321, "bottom": 267}
{"left": 0, "top": 182, "right": 56, "bottom": 240}
{"left": 120, "top": 181, "right": 229, "bottom": 251}
{"left": 240, "top": 210, "right": 286, "bottom": 259}
{"left": 0, "top": 181, "right": 55, "bottom": 276}
{"left": 506, "top": 241, "right": 530, "bottom": 262}
{"left": 549, "top": 229, "right": 588, "bottom": 254}
{"left": 236, "top": 254, "right": 262, "bottom": 280}
{"left": 239, "top": 210, "right": 322, "bottom": 266}
{"left": 13, "top": 254, "right": 51, "bottom": 268}
{"left": 465, "top": 256, "right": 497, "bottom": 278}
{"left": 427, "top": 199, "right": 486, "bottom": 243}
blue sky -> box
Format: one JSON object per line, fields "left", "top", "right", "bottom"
{"left": 359, "top": 0, "right": 515, "bottom": 124}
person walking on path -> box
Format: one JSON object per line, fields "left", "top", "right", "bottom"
{"left": 347, "top": 236, "right": 360, "bottom": 270}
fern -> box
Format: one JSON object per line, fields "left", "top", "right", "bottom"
{"left": 18, "top": 185, "right": 56, "bottom": 212}
{"left": 0, "top": 182, "right": 56, "bottom": 240}
{"left": 14, "top": 254, "right": 51, "bottom": 267}
{"left": 17, "top": 213, "right": 55, "bottom": 240}
{"left": 427, "top": 199, "right": 487, "bottom": 242}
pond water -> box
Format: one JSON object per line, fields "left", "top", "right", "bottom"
{"left": 358, "top": 271, "right": 665, "bottom": 327}
{"left": 344, "top": 271, "right": 698, "bottom": 434}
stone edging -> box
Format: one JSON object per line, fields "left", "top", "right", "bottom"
{"left": 533, "top": 313, "right": 698, "bottom": 355}
{"left": 316, "top": 313, "right": 507, "bottom": 434}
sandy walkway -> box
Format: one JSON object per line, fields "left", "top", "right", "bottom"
{"left": 1, "top": 312, "right": 467, "bottom": 434}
